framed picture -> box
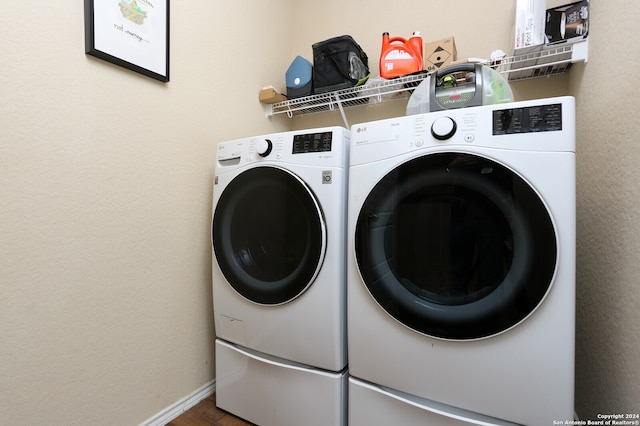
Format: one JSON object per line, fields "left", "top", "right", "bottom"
{"left": 84, "top": 0, "right": 169, "bottom": 82}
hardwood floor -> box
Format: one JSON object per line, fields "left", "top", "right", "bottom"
{"left": 165, "top": 394, "right": 254, "bottom": 426}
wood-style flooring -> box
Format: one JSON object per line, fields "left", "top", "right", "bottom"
{"left": 165, "top": 394, "right": 254, "bottom": 426}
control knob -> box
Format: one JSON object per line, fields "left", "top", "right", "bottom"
{"left": 256, "top": 138, "right": 273, "bottom": 157}
{"left": 431, "top": 117, "right": 457, "bottom": 140}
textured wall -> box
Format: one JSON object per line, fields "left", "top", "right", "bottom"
{"left": 0, "top": 1, "right": 289, "bottom": 424}
{"left": 571, "top": 1, "right": 640, "bottom": 417}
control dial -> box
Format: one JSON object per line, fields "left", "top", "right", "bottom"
{"left": 431, "top": 117, "right": 457, "bottom": 141}
{"left": 256, "top": 138, "right": 273, "bottom": 157}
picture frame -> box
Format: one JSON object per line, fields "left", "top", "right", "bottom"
{"left": 84, "top": 0, "right": 169, "bottom": 82}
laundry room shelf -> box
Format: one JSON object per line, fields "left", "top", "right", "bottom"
{"left": 264, "top": 72, "right": 428, "bottom": 119}
{"left": 495, "top": 39, "right": 589, "bottom": 81}
{"left": 265, "top": 39, "right": 588, "bottom": 120}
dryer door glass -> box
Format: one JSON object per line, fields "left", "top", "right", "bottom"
{"left": 213, "top": 167, "right": 326, "bottom": 305}
{"left": 355, "top": 153, "right": 557, "bottom": 340}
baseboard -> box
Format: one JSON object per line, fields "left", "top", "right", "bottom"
{"left": 139, "top": 379, "right": 216, "bottom": 426}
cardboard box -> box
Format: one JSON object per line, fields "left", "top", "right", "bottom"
{"left": 545, "top": 0, "right": 589, "bottom": 45}
{"left": 259, "top": 86, "right": 287, "bottom": 104}
{"left": 424, "top": 37, "right": 457, "bottom": 73}
{"left": 509, "top": 0, "right": 546, "bottom": 78}
{"left": 513, "top": 0, "right": 546, "bottom": 56}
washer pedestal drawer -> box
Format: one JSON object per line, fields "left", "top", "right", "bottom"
{"left": 348, "top": 376, "right": 520, "bottom": 426}
{"left": 215, "top": 339, "right": 347, "bottom": 426}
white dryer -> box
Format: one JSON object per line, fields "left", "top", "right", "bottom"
{"left": 347, "top": 97, "right": 575, "bottom": 425}
{"left": 211, "top": 127, "right": 349, "bottom": 426}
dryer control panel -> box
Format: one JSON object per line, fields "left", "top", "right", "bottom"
{"left": 292, "top": 131, "right": 333, "bottom": 154}
{"left": 216, "top": 127, "right": 349, "bottom": 171}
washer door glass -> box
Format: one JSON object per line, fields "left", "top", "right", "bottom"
{"left": 355, "top": 153, "right": 557, "bottom": 340}
{"left": 213, "top": 166, "right": 326, "bottom": 305}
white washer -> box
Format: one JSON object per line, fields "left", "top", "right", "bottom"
{"left": 212, "top": 127, "right": 349, "bottom": 425}
{"left": 347, "top": 97, "right": 575, "bottom": 425}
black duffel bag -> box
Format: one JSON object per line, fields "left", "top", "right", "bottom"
{"left": 312, "top": 35, "right": 370, "bottom": 94}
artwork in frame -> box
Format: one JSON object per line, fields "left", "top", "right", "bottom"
{"left": 84, "top": 0, "right": 169, "bottom": 82}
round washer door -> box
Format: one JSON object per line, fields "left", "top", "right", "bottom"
{"left": 355, "top": 152, "right": 557, "bottom": 340}
{"left": 213, "top": 166, "right": 326, "bottom": 305}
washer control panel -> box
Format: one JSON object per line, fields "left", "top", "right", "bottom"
{"left": 350, "top": 97, "right": 573, "bottom": 168}
{"left": 493, "top": 103, "right": 563, "bottom": 134}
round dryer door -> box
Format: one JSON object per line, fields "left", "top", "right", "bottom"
{"left": 213, "top": 166, "right": 326, "bottom": 305}
{"left": 355, "top": 153, "right": 557, "bottom": 340}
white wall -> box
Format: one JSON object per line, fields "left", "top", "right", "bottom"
{"left": 1, "top": 1, "right": 289, "bottom": 424}
{"left": 1, "top": 0, "right": 638, "bottom": 424}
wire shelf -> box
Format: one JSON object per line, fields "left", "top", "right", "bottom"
{"left": 266, "top": 72, "right": 428, "bottom": 119}
{"left": 265, "top": 39, "right": 588, "bottom": 120}
{"left": 491, "top": 40, "right": 588, "bottom": 81}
